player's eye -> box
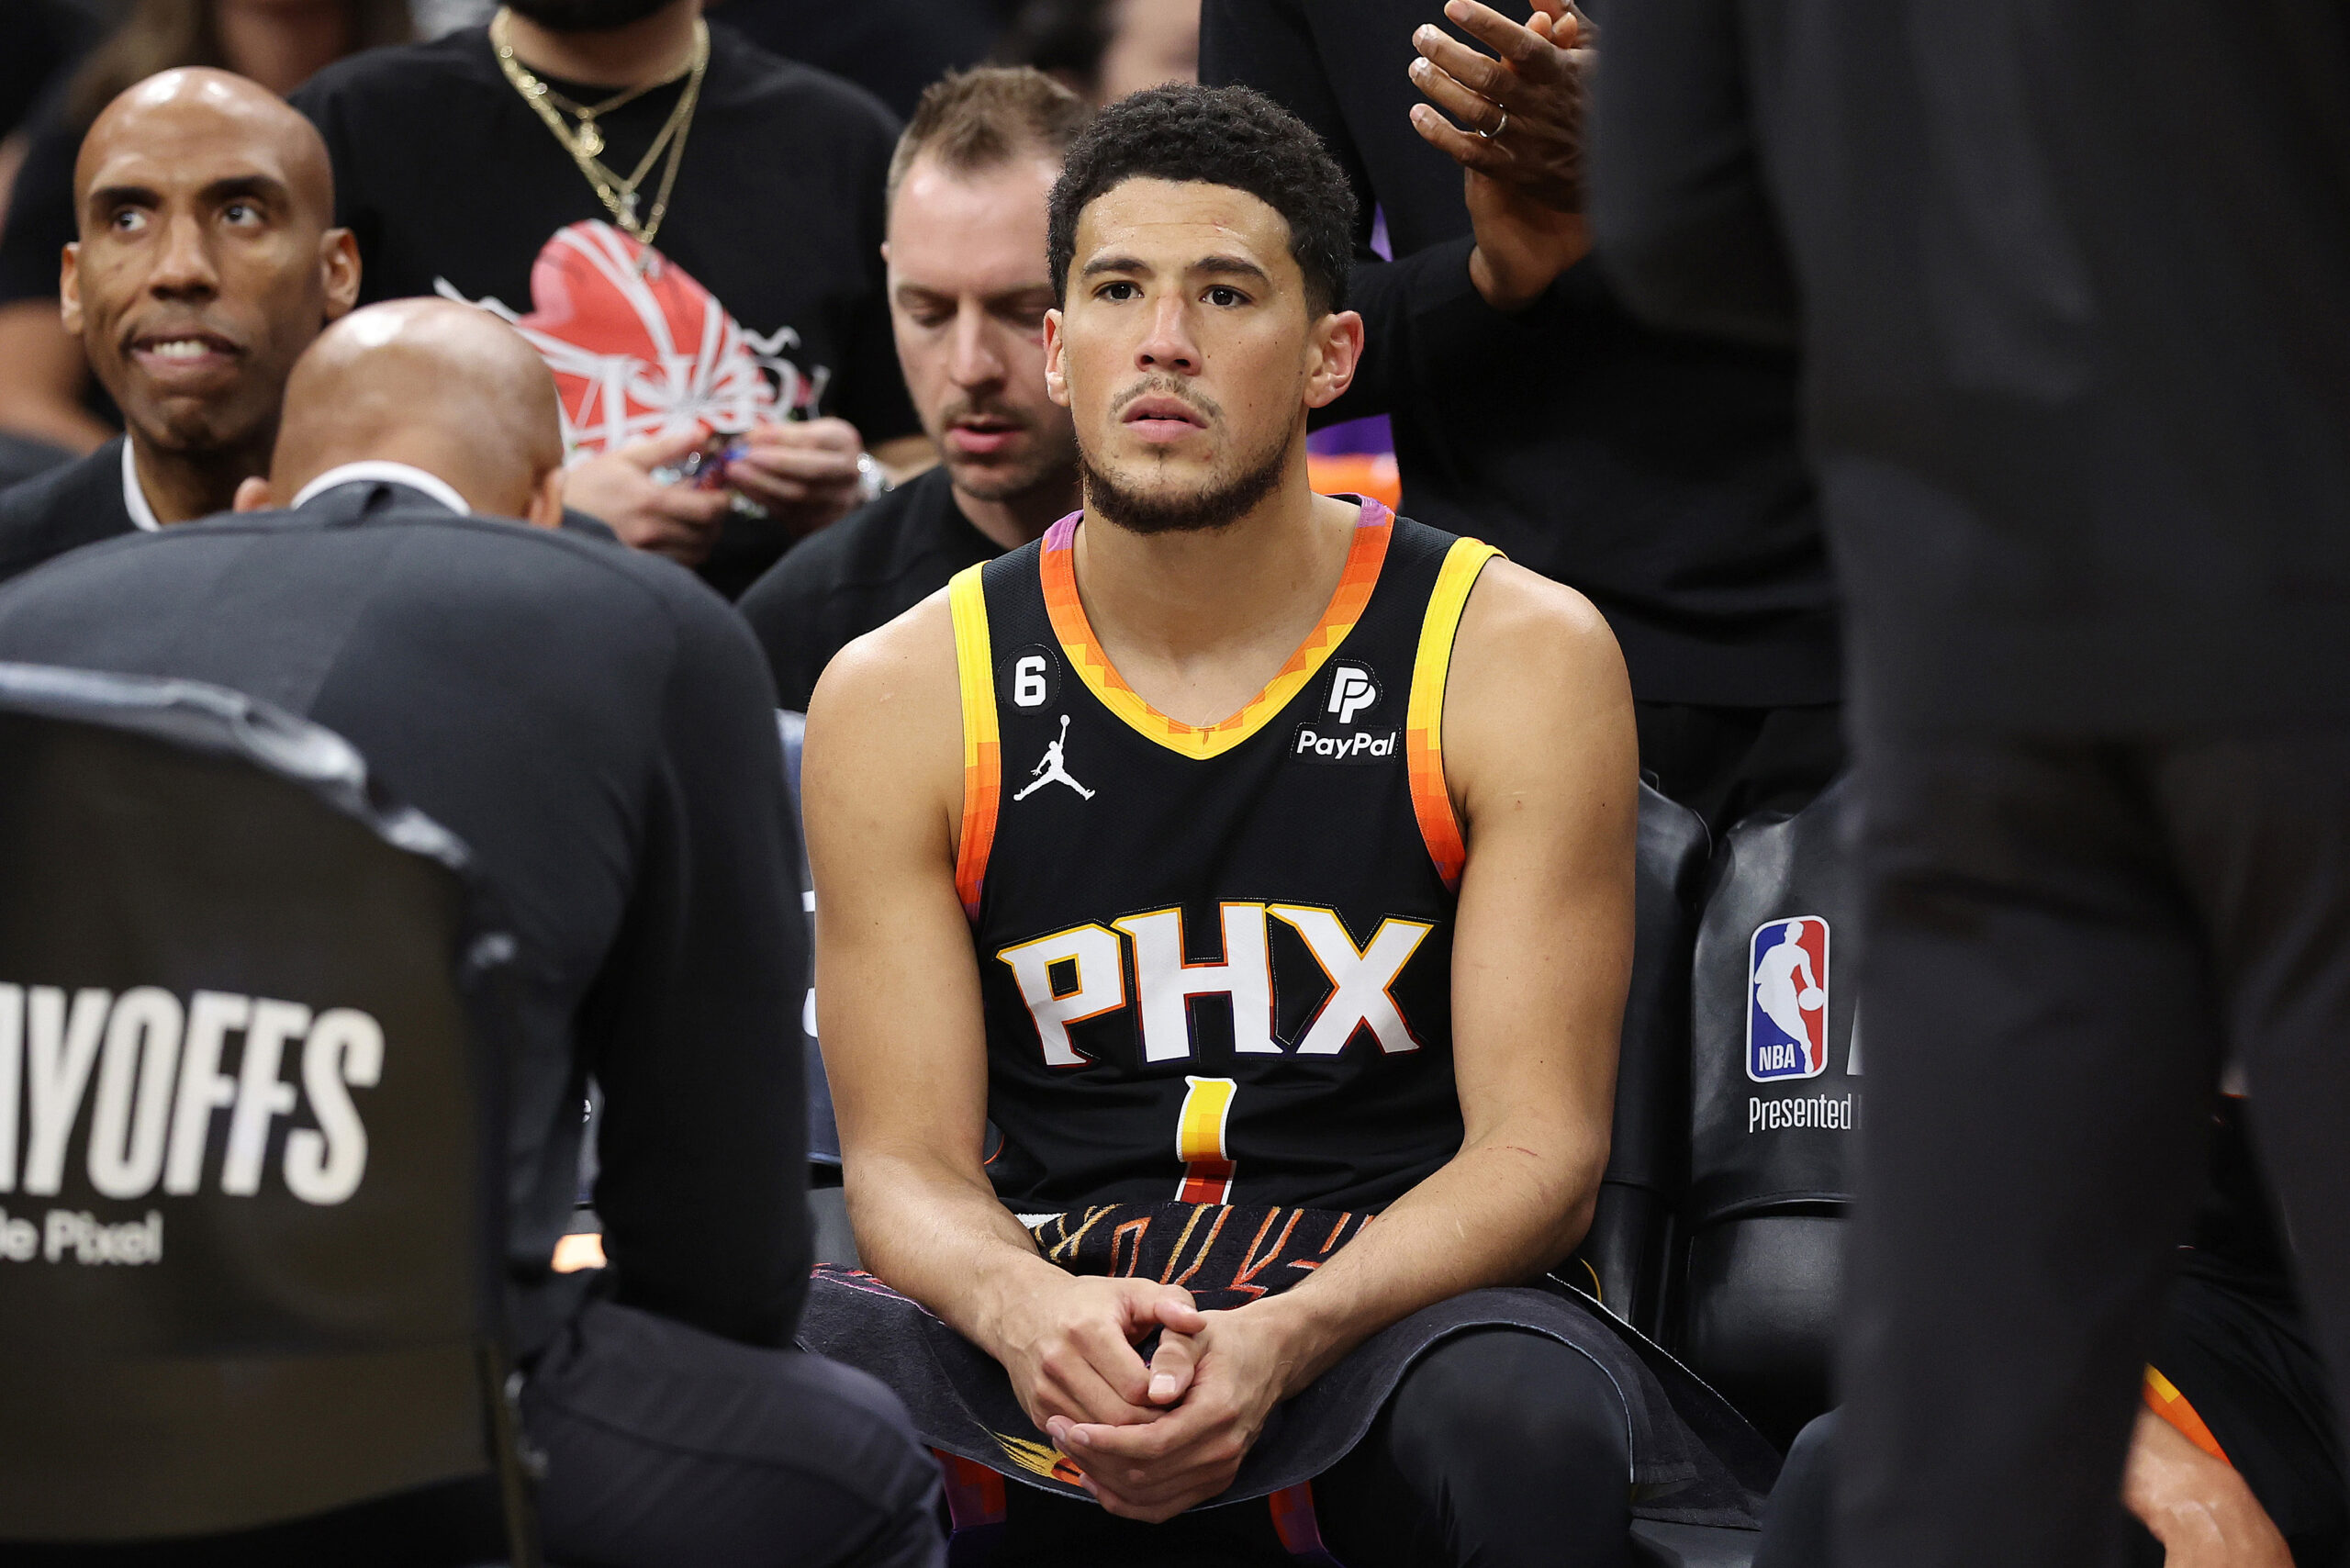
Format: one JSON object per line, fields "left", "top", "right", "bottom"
{"left": 1204, "top": 285, "right": 1248, "bottom": 307}
{"left": 222, "top": 200, "right": 263, "bottom": 227}
{"left": 109, "top": 207, "right": 150, "bottom": 234}
{"left": 1097, "top": 280, "right": 1140, "bottom": 301}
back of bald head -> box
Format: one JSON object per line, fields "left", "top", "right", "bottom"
{"left": 78, "top": 68, "right": 336, "bottom": 231}
{"left": 272, "top": 300, "right": 565, "bottom": 521}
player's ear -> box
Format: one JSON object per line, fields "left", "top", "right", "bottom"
{"left": 524, "top": 465, "right": 565, "bottom": 530}
{"left": 1043, "top": 308, "right": 1070, "bottom": 408}
{"left": 59, "top": 241, "right": 82, "bottom": 336}
{"left": 319, "top": 228, "right": 361, "bottom": 321}
{"left": 1304, "top": 308, "right": 1364, "bottom": 411}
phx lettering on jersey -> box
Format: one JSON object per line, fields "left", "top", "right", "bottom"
{"left": 0, "top": 982, "right": 383, "bottom": 1267}
{"left": 996, "top": 902, "right": 1434, "bottom": 1068}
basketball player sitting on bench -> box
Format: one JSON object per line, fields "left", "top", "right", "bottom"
{"left": 801, "top": 84, "right": 1755, "bottom": 1568}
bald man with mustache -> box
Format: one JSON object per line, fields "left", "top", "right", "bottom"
{"left": 0, "top": 299, "right": 943, "bottom": 1568}
{"left": 0, "top": 67, "right": 358, "bottom": 584}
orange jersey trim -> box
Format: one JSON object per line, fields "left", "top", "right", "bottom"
{"left": 2144, "top": 1365, "right": 2232, "bottom": 1466}
{"left": 1404, "top": 540, "right": 1501, "bottom": 890}
{"left": 1037, "top": 502, "right": 1393, "bottom": 761}
{"left": 948, "top": 566, "right": 1001, "bottom": 920}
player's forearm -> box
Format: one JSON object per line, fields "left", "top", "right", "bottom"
{"left": 1255, "top": 1115, "right": 1604, "bottom": 1398}
{"left": 845, "top": 1147, "right": 1073, "bottom": 1361}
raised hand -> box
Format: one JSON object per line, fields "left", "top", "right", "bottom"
{"left": 1408, "top": 0, "right": 1594, "bottom": 214}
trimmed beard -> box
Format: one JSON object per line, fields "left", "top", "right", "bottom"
{"left": 1078, "top": 425, "right": 1294, "bottom": 537}
{"left": 502, "top": 0, "right": 681, "bottom": 32}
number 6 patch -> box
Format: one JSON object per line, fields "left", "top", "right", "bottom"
{"left": 1000, "top": 644, "right": 1059, "bottom": 711}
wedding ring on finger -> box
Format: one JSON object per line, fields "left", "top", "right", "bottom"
{"left": 1478, "top": 107, "right": 1510, "bottom": 140}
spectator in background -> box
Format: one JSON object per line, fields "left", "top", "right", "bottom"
{"left": 0, "top": 68, "right": 359, "bottom": 583}
{"left": 702, "top": 0, "right": 996, "bottom": 119}
{"left": 293, "top": 0, "right": 932, "bottom": 599}
{"left": 0, "top": 0, "right": 405, "bottom": 470}
{"left": 737, "top": 67, "right": 1084, "bottom": 711}
{"left": 1203, "top": 0, "right": 1842, "bottom": 830}
{"left": 994, "top": 0, "right": 1198, "bottom": 106}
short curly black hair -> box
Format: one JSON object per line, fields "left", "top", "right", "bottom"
{"left": 1047, "top": 83, "right": 1357, "bottom": 318}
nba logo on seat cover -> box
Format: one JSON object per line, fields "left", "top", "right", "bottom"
{"left": 1327, "top": 664, "right": 1379, "bottom": 725}
{"left": 1747, "top": 916, "right": 1830, "bottom": 1081}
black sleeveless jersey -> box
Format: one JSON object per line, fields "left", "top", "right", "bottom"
{"left": 948, "top": 499, "right": 1500, "bottom": 1214}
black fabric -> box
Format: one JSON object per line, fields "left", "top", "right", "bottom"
{"left": 0, "top": 666, "right": 520, "bottom": 1549}
{"left": 0, "top": 81, "right": 83, "bottom": 307}
{"left": 0, "top": 80, "right": 124, "bottom": 434}
{"left": 0, "top": 480, "right": 811, "bottom": 1359}
{"left": 0, "top": 429, "right": 76, "bottom": 490}
{"left": 1634, "top": 700, "right": 1845, "bottom": 834}
{"left": 291, "top": 24, "right": 918, "bottom": 599}
{"left": 739, "top": 465, "right": 1000, "bottom": 710}
{"left": 1837, "top": 731, "right": 2350, "bottom": 1568}
{"left": 1199, "top": 0, "right": 1840, "bottom": 711}
{"left": 984, "top": 1328, "right": 1635, "bottom": 1568}
{"left": 0, "top": 0, "right": 97, "bottom": 141}
{"left": 2181, "top": 1093, "right": 2298, "bottom": 1307}
{"left": 1593, "top": 0, "right": 2350, "bottom": 739}
{"left": 706, "top": 0, "right": 996, "bottom": 118}
{"left": 797, "top": 1260, "right": 1774, "bottom": 1526}
{"left": 0, "top": 435, "right": 133, "bottom": 585}
{"left": 2153, "top": 1272, "right": 2347, "bottom": 1567}
{"left": 524, "top": 1297, "right": 943, "bottom": 1568}
{"left": 0, "top": 1479, "right": 509, "bottom": 1568}
{"left": 969, "top": 509, "right": 1468, "bottom": 1215}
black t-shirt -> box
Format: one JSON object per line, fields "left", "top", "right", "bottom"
{"left": 0, "top": 89, "right": 79, "bottom": 308}
{"left": 735, "top": 465, "right": 1002, "bottom": 710}
{"left": 0, "top": 478, "right": 811, "bottom": 1355}
{"left": 1202, "top": 0, "right": 1841, "bottom": 709}
{"left": 706, "top": 0, "right": 996, "bottom": 118}
{"left": 292, "top": 25, "right": 920, "bottom": 598}
{"left": 0, "top": 435, "right": 133, "bottom": 584}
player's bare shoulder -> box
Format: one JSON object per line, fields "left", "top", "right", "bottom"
{"left": 1443, "top": 558, "right": 1636, "bottom": 816}
{"left": 802, "top": 588, "right": 966, "bottom": 856}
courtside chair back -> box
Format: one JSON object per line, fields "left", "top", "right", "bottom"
{"left": 1680, "top": 774, "right": 1863, "bottom": 1449}
{"left": 1569, "top": 782, "right": 1708, "bottom": 1338}
{"left": 0, "top": 665, "right": 535, "bottom": 1564}
{"left": 778, "top": 708, "right": 858, "bottom": 1269}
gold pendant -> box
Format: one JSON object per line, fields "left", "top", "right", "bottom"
{"left": 576, "top": 118, "right": 604, "bottom": 159}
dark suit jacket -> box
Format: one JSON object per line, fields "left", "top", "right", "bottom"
{"left": 0, "top": 436, "right": 134, "bottom": 587}
{"left": 1593, "top": 0, "right": 2350, "bottom": 737}
{"left": 1203, "top": 0, "right": 1841, "bottom": 709}
{"left": 0, "top": 479, "right": 811, "bottom": 1353}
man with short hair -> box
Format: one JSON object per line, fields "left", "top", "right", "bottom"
{"left": 293, "top": 0, "right": 931, "bottom": 598}
{"left": 0, "top": 298, "right": 943, "bottom": 1568}
{"left": 0, "top": 68, "right": 359, "bottom": 584}
{"left": 737, "top": 65, "right": 1087, "bottom": 711}
{"left": 800, "top": 84, "right": 1764, "bottom": 1565}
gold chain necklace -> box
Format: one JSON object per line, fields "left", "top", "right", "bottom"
{"left": 492, "top": 9, "right": 709, "bottom": 256}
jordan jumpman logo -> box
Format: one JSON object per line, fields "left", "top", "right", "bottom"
{"left": 1014, "top": 714, "right": 1094, "bottom": 801}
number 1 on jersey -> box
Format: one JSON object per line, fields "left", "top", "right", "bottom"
{"left": 1176, "top": 1075, "right": 1237, "bottom": 1204}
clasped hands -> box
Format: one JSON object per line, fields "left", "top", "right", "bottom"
{"left": 561, "top": 416, "right": 867, "bottom": 566}
{"left": 1407, "top": 0, "right": 1596, "bottom": 311}
{"left": 999, "top": 1275, "right": 1303, "bottom": 1523}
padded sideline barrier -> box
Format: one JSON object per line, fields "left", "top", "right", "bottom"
{"left": 1681, "top": 775, "right": 1862, "bottom": 1447}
